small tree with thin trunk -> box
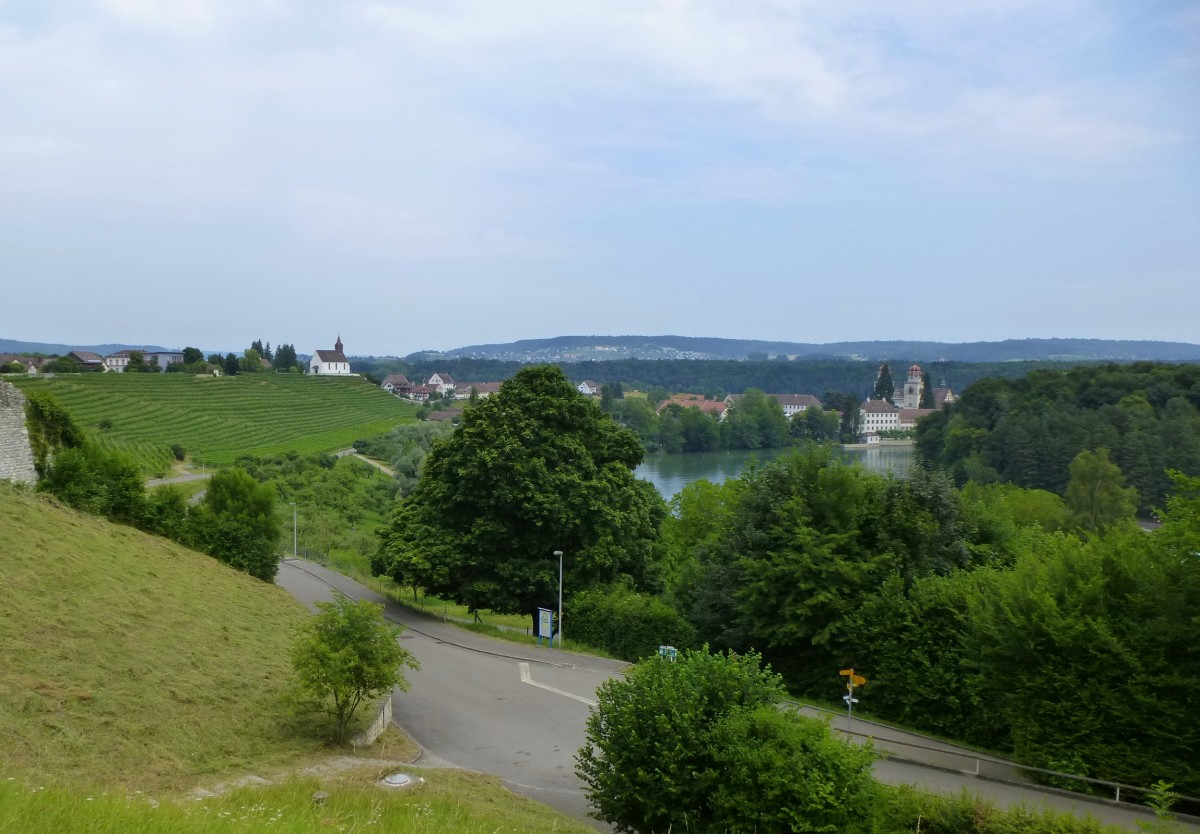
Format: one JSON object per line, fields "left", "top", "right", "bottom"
{"left": 291, "top": 597, "right": 419, "bottom": 743}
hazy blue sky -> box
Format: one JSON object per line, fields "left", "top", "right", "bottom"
{"left": 2, "top": 1, "right": 1197, "bottom": 356}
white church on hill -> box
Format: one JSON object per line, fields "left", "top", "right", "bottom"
{"left": 308, "top": 336, "right": 352, "bottom": 376}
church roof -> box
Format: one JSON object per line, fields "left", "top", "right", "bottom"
{"left": 314, "top": 349, "right": 348, "bottom": 363}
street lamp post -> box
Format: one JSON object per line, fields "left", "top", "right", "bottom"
{"left": 554, "top": 550, "right": 564, "bottom": 648}
{"left": 291, "top": 502, "right": 297, "bottom": 558}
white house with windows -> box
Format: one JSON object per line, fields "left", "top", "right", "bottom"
{"left": 308, "top": 336, "right": 352, "bottom": 375}
{"left": 769, "top": 393, "right": 821, "bottom": 418}
{"left": 427, "top": 372, "right": 456, "bottom": 395}
{"left": 859, "top": 399, "right": 901, "bottom": 435}
{"left": 576, "top": 380, "right": 600, "bottom": 396}
{"left": 104, "top": 350, "right": 131, "bottom": 373}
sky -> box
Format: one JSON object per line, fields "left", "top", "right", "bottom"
{"left": 1, "top": 0, "right": 1198, "bottom": 356}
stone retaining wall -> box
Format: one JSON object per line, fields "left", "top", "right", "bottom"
{"left": 0, "top": 380, "right": 37, "bottom": 485}
{"left": 351, "top": 696, "right": 393, "bottom": 748}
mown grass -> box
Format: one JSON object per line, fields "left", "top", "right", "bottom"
{"left": 12, "top": 373, "right": 417, "bottom": 472}
{"left": 0, "top": 486, "right": 326, "bottom": 792}
{"left": 0, "top": 486, "right": 600, "bottom": 832}
{"left": 0, "top": 766, "right": 595, "bottom": 834}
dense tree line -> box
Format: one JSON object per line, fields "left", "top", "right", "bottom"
{"left": 356, "top": 356, "right": 1083, "bottom": 399}
{"left": 652, "top": 450, "right": 1200, "bottom": 795}
{"left": 370, "top": 364, "right": 1200, "bottom": 796}
{"left": 916, "top": 362, "right": 1200, "bottom": 512}
{"left": 25, "top": 392, "right": 284, "bottom": 580}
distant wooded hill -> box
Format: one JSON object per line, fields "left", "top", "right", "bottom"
{"left": 360, "top": 356, "right": 1094, "bottom": 399}
{"left": 433, "top": 336, "right": 1200, "bottom": 363}
{"left": 0, "top": 338, "right": 178, "bottom": 356}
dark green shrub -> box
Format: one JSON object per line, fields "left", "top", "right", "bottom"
{"left": 708, "top": 706, "right": 875, "bottom": 834}
{"left": 577, "top": 647, "right": 787, "bottom": 833}
{"left": 566, "top": 585, "right": 696, "bottom": 661}
{"left": 170, "top": 443, "right": 186, "bottom": 461}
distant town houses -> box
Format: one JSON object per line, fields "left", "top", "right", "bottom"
{"left": 308, "top": 336, "right": 352, "bottom": 376}
{"left": 379, "top": 372, "right": 503, "bottom": 402}
{"left": 0, "top": 355, "right": 44, "bottom": 374}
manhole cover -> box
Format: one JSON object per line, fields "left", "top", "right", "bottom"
{"left": 380, "top": 773, "right": 413, "bottom": 788}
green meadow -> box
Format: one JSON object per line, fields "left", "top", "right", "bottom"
{"left": 0, "top": 486, "right": 595, "bottom": 832}
{"left": 12, "top": 373, "right": 417, "bottom": 472}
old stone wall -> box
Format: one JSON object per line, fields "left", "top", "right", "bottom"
{"left": 0, "top": 380, "right": 38, "bottom": 485}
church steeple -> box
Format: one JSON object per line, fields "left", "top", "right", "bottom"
{"left": 335, "top": 335, "right": 344, "bottom": 354}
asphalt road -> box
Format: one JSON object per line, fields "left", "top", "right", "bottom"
{"left": 276, "top": 558, "right": 1191, "bottom": 832}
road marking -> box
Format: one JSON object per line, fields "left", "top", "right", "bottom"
{"left": 519, "top": 662, "right": 598, "bottom": 707}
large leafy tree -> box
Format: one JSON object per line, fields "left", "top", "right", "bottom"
{"left": 1064, "top": 447, "right": 1138, "bottom": 532}
{"left": 375, "top": 365, "right": 665, "bottom": 628}
{"left": 187, "top": 467, "right": 282, "bottom": 580}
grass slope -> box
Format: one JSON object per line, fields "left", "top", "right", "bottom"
{"left": 0, "top": 486, "right": 321, "bottom": 790}
{"left": 12, "top": 373, "right": 417, "bottom": 471}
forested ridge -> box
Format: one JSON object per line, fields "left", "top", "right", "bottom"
{"left": 916, "top": 362, "right": 1200, "bottom": 512}
{"left": 359, "top": 356, "right": 1084, "bottom": 398}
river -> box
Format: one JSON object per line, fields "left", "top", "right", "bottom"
{"left": 635, "top": 443, "right": 914, "bottom": 500}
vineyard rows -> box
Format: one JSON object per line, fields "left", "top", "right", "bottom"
{"left": 14, "top": 374, "right": 417, "bottom": 471}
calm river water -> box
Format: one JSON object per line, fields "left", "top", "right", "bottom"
{"left": 635, "top": 444, "right": 914, "bottom": 500}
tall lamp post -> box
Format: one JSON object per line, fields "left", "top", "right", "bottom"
{"left": 291, "top": 502, "right": 298, "bottom": 558}
{"left": 554, "top": 550, "right": 564, "bottom": 648}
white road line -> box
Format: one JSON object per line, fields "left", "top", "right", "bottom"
{"left": 519, "top": 662, "right": 598, "bottom": 707}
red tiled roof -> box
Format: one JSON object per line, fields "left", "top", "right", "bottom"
{"left": 658, "top": 395, "right": 727, "bottom": 416}
{"left": 315, "top": 349, "right": 348, "bottom": 363}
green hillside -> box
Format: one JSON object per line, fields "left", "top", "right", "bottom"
{"left": 12, "top": 373, "right": 417, "bottom": 471}
{"left": 0, "top": 486, "right": 321, "bottom": 790}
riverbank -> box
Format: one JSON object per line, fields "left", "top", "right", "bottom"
{"left": 842, "top": 438, "right": 915, "bottom": 450}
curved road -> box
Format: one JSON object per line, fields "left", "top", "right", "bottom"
{"left": 276, "top": 558, "right": 1189, "bottom": 832}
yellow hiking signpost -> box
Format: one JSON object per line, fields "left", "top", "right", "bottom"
{"left": 839, "top": 668, "right": 867, "bottom": 728}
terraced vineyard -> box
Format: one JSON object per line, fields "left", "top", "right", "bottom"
{"left": 13, "top": 373, "right": 417, "bottom": 471}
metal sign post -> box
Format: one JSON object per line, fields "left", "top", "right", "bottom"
{"left": 839, "top": 668, "right": 866, "bottom": 731}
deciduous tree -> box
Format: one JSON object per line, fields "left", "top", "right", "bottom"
{"left": 187, "top": 467, "right": 281, "bottom": 580}
{"left": 290, "top": 597, "right": 419, "bottom": 743}
{"left": 375, "top": 365, "right": 665, "bottom": 630}
{"left": 1064, "top": 448, "right": 1138, "bottom": 531}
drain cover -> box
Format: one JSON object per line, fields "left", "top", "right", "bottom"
{"left": 380, "top": 773, "right": 413, "bottom": 788}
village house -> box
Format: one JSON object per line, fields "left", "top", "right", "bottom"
{"left": 145, "top": 351, "right": 184, "bottom": 371}
{"left": 104, "top": 350, "right": 131, "bottom": 372}
{"left": 0, "top": 355, "right": 43, "bottom": 374}
{"left": 308, "top": 336, "right": 352, "bottom": 376}
{"left": 768, "top": 393, "right": 822, "bottom": 418}
{"left": 898, "top": 408, "right": 937, "bottom": 430}
{"left": 68, "top": 351, "right": 105, "bottom": 369}
{"left": 380, "top": 374, "right": 411, "bottom": 393}
{"left": 859, "top": 399, "right": 901, "bottom": 435}
{"left": 658, "top": 394, "right": 728, "bottom": 421}
{"left": 455, "top": 382, "right": 502, "bottom": 399}
{"left": 576, "top": 380, "right": 600, "bottom": 396}
{"left": 427, "top": 372, "right": 456, "bottom": 396}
